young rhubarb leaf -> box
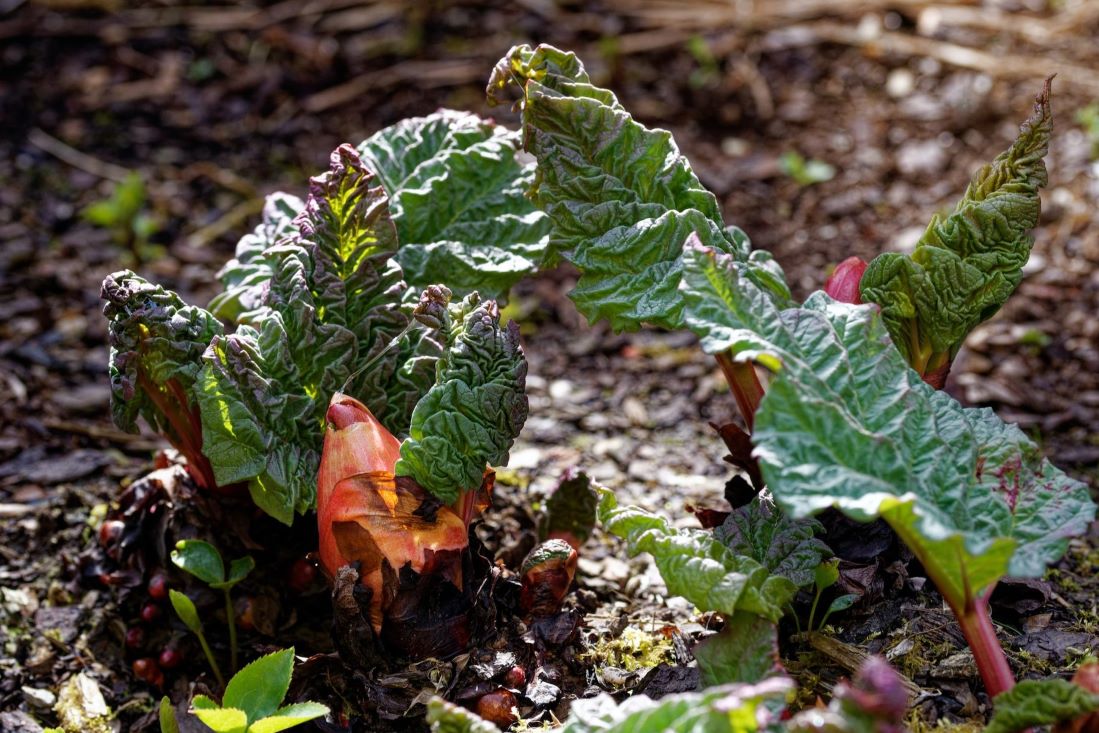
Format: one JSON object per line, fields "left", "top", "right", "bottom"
{"left": 683, "top": 241, "right": 1094, "bottom": 593}
{"left": 985, "top": 679, "right": 1099, "bottom": 733}
{"left": 860, "top": 80, "right": 1052, "bottom": 378}
{"left": 395, "top": 294, "right": 528, "bottom": 504}
{"left": 681, "top": 239, "right": 1095, "bottom": 695}
{"left": 487, "top": 43, "right": 789, "bottom": 331}
{"left": 540, "top": 467, "right": 599, "bottom": 549}
{"left": 713, "top": 492, "right": 831, "bottom": 589}
{"left": 358, "top": 109, "right": 551, "bottom": 298}
{"left": 693, "top": 611, "right": 781, "bottom": 687}
{"left": 197, "top": 146, "right": 424, "bottom": 523}
{"left": 208, "top": 192, "right": 304, "bottom": 323}
{"left": 598, "top": 491, "right": 796, "bottom": 622}
{"left": 102, "top": 271, "right": 224, "bottom": 490}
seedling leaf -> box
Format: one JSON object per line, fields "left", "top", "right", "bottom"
{"left": 168, "top": 590, "right": 201, "bottom": 633}
{"left": 171, "top": 540, "right": 225, "bottom": 586}
{"left": 222, "top": 648, "right": 295, "bottom": 724}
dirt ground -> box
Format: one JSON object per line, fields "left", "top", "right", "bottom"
{"left": 2, "top": 1, "right": 1098, "bottom": 731}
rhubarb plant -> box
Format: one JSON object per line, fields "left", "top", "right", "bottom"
{"left": 488, "top": 43, "right": 1095, "bottom": 706}
{"left": 104, "top": 114, "right": 533, "bottom": 525}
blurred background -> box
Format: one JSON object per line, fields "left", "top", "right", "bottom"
{"left": 2, "top": 0, "right": 1098, "bottom": 497}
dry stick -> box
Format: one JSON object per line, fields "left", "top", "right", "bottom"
{"left": 776, "top": 22, "right": 1099, "bottom": 95}
{"left": 605, "top": 0, "right": 977, "bottom": 32}
{"left": 303, "top": 59, "right": 484, "bottom": 113}
{"left": 27, "top": 129, "right": 132, "bottom": 184}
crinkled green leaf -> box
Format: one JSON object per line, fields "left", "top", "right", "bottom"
{"left": 860, "top": 82, "right": 1051, "bottom": 370}
{"left": 358, "top": 109, "right": 551, "bottom": 298}
{"left": 425, "top": 698, "right": 503, "bottom": 733}
{"left": 247, "top": 703, "right": 330, "bottom": 733}
{"left": 198, "top": 146, "right": 426, "bottom": 523}
{"left": 101, "top": 271, "right": 223, "bottom": 479}
{"left": 679, "top": 242, "right": 1095, "bottom": 613}
{"left": 487, "top": 43, "right": 789, "bottom": 331}
{"left": 223, "top": 648, "right": 295, "bottom": 724}
{"left": 693, "top": 611, "right": 780, "bottom": 687}
{"left": 558, "top": 678, "right": 793, "bottom": 733}
{"left": 209, "top": 192, "right": 304, "bottom": 322}
{"left": 714, "top": 492, "right": 831, "bottom": 589}
{"left": 395, "top": 295, "right": 528, "bottom": 503}
{"left": 986, "top": 678, "right": 1099, "bottom": 733}
{"left": 597, "top": 490, "right": 795, "bottom": 622}
{"left": 542, "top": 468, "right": 598, "bottom": 545}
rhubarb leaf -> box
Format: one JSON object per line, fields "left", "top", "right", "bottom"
{"left": 102, "top": 271, "right": 223, "bottom": 488}
{"left": 680, "top": 242, "right": 1095, "bottom": 613}
{"left": 986, "top": 679, "right": 1099, "bottom": 733}
{"left": 598, "top": 491, "right": 796, "bottom": 622}
{"left": 693, "top": 611, "right": 781, "bottom": 687}
{"left": 714, "top": 492, "right": 831, "bottom": 589}
{"left": 198, "top": 146, "right": 415, "bottom": 523}
{"left": 209, "top": 192, "right": 304, "bottom": 322}
{"left": 487, "top": 43, "right": 789, "bottom": 331}
{"left": 358, "top": 109, "right": 551, "bottom": 298}
{"left": 860, "top": 81, "right": 1052, "bottom": 370}
{"left": 558, "top": 678, "right": 793, "bottom": 733}
{"left": 395, "top": 295, "right": 528, "bottom": 503}
{"left": 541, "top": 468, "right": 599, "bottom": 547}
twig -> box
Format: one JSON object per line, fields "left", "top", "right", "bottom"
{"left": 27, "top": 128, "right": 132, "bottom": 183}
{"left": 43, "top": 418, "right": 162, "bottom": 449}
{"left": 185, "top": 197, "right": 265, "bottom": 248}
{"left": 776, "top": 21, "right": 1099, "bottom": 95}
{"left": 302, "top": 59, "right": 484, "bottom": 113}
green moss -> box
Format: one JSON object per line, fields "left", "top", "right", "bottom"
{"left": 579, "top": 626, "right": 675, "bottom": 672}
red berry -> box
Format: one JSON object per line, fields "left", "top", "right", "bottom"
{"left": 132, "top": 657, "right": 159, "bottom": 682}
{"left": 504, "top": 665, "right": 526, "bottom": 689}
{"left": 147, "top": 573, "right": 169, "bottom": 601}
{"left": 98, "top": 520, "right": 124, "bottom": 547}
{"left": 158, "top": 647, "right": 182, "bottom": 669}
{"left": 140, "top": 603, "right": 162, "bottom": 623}
{"left": 287, "top": 558, "right": 317, "bottom": 594}
{"left": 124, "top": 627, "right": 145, "bottom": 650}
{"left": 476, "top": 689, "right": 518, "bottom": 727}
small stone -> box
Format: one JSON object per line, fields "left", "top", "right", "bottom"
{"left": 21, "top": 687, "right": 55, "bottom": 710}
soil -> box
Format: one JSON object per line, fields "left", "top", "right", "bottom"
{"left": 2, "top": 1, "right": 1098, "bottom": 731}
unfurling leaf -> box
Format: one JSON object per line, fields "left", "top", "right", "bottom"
{"left": 396, "top": 295, "right": 528, "bottom": 504}
{"left": 198, "top": 145, "right": 421, "bottom": 524}
{"left": 860, "top": 81, "right": 1052, "bottom": 376}
{"left": 823, "top": 256, "right": 867, "bottom": 305}
{"left": 101, "top": 271, "right": 223, "bottom": 490}
{"left": 317, "top": 393, "right": 467, "bottom": 633}
{"left": 598, "top": 490, "right": 795, "bottom": 622}
{"left": 487, "top": 43, "right": 789, "bottom": 331}
{"left": 541, "top": 468, "right": 598, "bottom": 549}
{"left": 679, "top": 241, "right": 1095, "bottom": 619}
{"left": 358, "top": 109, "right": 551, "bottom": 298}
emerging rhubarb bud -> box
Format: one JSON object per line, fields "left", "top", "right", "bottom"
{"left": 520, "top": 539, "right": 578, "bottom": 616}
{"left": 824, "top": 256, "right": 868, "bottom": 305}
{"left": 317, "top": 392, "right": 468, "bottom": 633}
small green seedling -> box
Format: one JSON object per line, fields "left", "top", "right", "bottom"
{"left": 159, "top": 696, "right": 180, "bottom": 733}
{"left": 169, "top": 589, "right": 224, "bottom": 688}
{"left": 1077, "top": 102, "right": 1099, "bottom": 160}
{"left": 779, "top": 150, "right": 836, "bottom": 186}
{"left": 189, "top": 648, "right": 328, "bottom": 733}
{"left": 83, "top": 172, "right": 161, "bottom": 264}
{"left": 171, "top": 539, "right": 254, "bottom": 675}
{"left": 807, "top": 560, "right": 858, "bottom": 632}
